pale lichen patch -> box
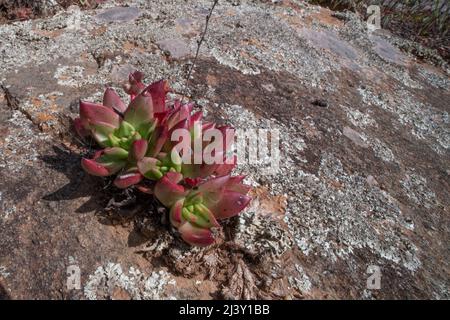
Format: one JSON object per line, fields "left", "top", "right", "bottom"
{"left": 288, "top": 264, "right": 312, "bottom": 294}
{"left": 210, "top": 48, "right": 261, "bottom": 75}
{"left": 285, "top": 154, "right": 420, "bottom": 271}
{"left": 235, "top": 198, "right": 294, "bottom": 257}
{"left": 401, "top": 171, "right": 438, "bottom": 209}
{"left": 358, "top": 132, "right": 397, "bottom": 163}
{"left": 1, "top": 111, "right": 51, "bottom": 173}
{"left": 342, "top": 104, "right": 378, "bottom": 129}
{"left": 0, "top": 266, "right": 10, "bottom": 278}
{"left": 84, "top": 263, "right": 177, "bottom": 300}
{"left": 358, "top": 86, "right": 449, "bottom": 155}
{"left": 417, "top": 66, "right": 450, "bottom": 89}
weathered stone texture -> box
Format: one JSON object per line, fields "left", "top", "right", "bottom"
{"left": 0, "top": 0, "right": 448, "bottom": 299}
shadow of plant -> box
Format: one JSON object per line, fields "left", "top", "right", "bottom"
{"left": 40, "top": 145, "right": 106, "bottom": 213}
{"left": 39, "top": 140, "right": 259, "bottom": 299}
{"left": 40, "top": 141, "right": 242, "bottom": 243}
{"left": 39, "top": 142, "right": 171, "bottom": 248}
{"left": 0, "top": 282, "right": 10, "bottom": 300}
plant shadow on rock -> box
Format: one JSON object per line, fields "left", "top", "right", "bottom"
{"left": 40, "top": 144, "right": 106, "bottom": 214}
{"left": 39, "top": 141, "right": 165, "bottom": 241}
{"left": 0, "top": 282, "right": 10, "bottom": 300}
{"left": 40, "top": 134, "right": 266, "bottom": 299}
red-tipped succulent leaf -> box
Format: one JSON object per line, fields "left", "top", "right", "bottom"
{"left": 146, "top": 80, "right": 170, "bottom": 113}
{"left": 103, "top": 87, "right": 127, "bottom": 113}
{"left": 114, "top": 172, "right": 143, "bottom": 189}
{"left": 178, "top": 222, "right": 215, "bottom": 247}
{"left": 79, "top": 101, "right": 120, "bottom": 129}
{"left": 154, "top": 172, "right": 186, "bottom": 207}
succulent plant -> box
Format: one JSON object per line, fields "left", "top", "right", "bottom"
{"left": 154, "top": 173, "right": 251, "bottom": 246}
{"left": 74, "top": 71, "right": 252, "bottom": 246}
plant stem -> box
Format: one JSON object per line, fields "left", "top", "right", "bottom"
{"left": 184, "top": 0, "right": 220, "bottom": 100}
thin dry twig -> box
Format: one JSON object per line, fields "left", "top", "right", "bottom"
{"left": 184, "top": 0, "right": 219, "bottom": 98}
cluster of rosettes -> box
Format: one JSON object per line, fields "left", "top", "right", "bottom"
{"left": 74, "top": 71, "right": 251, "bottom": 246}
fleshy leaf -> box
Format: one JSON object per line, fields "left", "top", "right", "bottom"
{"left": 79, "top": 101, "right": 120, "bottom": 128}
{"left": 189, "top": 111, "right": 202, "bottom": 126}
{"left": 124, "top": 91, "right": 153, "bottom": 128}
{"left": 226, "top": 175, "right": 251, "bottom": 194}
{"left": 103, "top": 88, "right": 126, "bottom": 113}
{"left": 215, "top": 155, "right": 237, "bottom": 176}
{"left": 180, "top": 206, "right": 211, "bottom": 228}
{"left": 113, "top": 172, "right": 143, "bottom": 189}
{"left": 210, "top": 191, "right": 251, "bottom": 219}
{"left": 100, "top": 147, "right": 129, "bottom": 162}
{"left": 154, "top": 172, "right": 186, "bottom": 207}
{"left": 178, "top": 222, "right": 215, "bottom": 247}
{"left": 170, "top": 199, "right": 185, "bottom": 228}
{"left": 90, "top": 121, "right": 118, "bottom": 147}
{"left": 198, "top": 175, "right": 230, "bottom": 192}
{"left": 166, "top": 103, "right": 193, "bottom": 129}
{"left": 137, "top": 157, "right": 160, "bottom": 179}
{"left": 147, "top": 125, "right": 168, "bottom": 157}
{"left": 126, "top": 71, "right": 146, "bottom": 99}
{"left": 182, "top": 162, "right": 220, "bottom": 179}
{"left": 194, "top": 203, "right": 220, "bottom": 228}
{"left": 184, "top": 177, "right": 203, "bottom": 187}
{"left": 117, "top": 120, "right": 135, "bottom": 138}
{"left": 146, "top": 80, "right": 170, "bottom": 113}
{"left": 81, "top": 158, "right": 109, "bottom": 176}
{"left": 73, "top": 117, "right": 89, "bottom": 137}
{"left": 130, "top": 139, "right": 148, "bottom": 162}
{"left": 136, "top": 184, "right": 153, "bottom": 194}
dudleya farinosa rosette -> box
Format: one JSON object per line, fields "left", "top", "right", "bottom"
{"left": 74, "top": 71, "right": 251, "bottom": 246}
